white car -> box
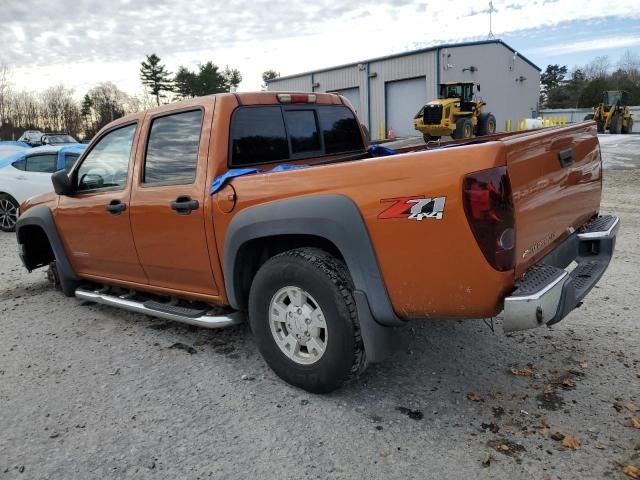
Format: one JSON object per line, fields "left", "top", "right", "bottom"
{"left": 0, "top": 144, "right": 86, "bottom": 232}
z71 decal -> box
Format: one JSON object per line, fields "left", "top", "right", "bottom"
{"left": 378, "top": 196, "right": 446, "bottom": 221}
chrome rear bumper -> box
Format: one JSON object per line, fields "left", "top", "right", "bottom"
{"left": 503, "top": 215, "right": 619, "bottom": 332}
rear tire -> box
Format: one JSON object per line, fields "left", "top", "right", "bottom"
{"left": 0, "top": 194, "right": 19, "bottom": 232}
{"left": 477, "top": 113, "right": 496, "bottom": 136}
{"left": 453, "top": 118, "right": 473, "bottom": 139}
{"left": 597, "top": 121, "right": 605, "bottom": 133}
{"left": 609, "top": 113, "right": 622, "bottom": 134}
{"left": 248, "top": 248, "right": 366, "bottom": 393}
{"left": 584, "top": 114, "right": 595, "bottom": 121}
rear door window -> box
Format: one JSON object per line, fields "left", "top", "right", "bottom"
{"left": 230, "top": 107, "right": 288, "bottom": 166}
{"left": 25, "top": 154, "right": 58, "bottom": 173}
{"left": 12, "top": 158, "right": 26, "bottom": 171}
{"left": 143, "top": 109, "right": 203, "bottom": 185}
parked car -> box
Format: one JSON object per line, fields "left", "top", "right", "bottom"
{"left": 41, "top": 133, "right": 78, "bottom": 146}
{"left": 15, "top": 92, "right": 618, "bottom": 393}
{"left": 17, "top": 130, "right": 44, "bottom": 146}
{"left": 0, "top": 144, "right": 86, "bottom": 232}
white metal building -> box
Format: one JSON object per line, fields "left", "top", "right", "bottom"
{"left": 266, "top": 39, "right": 541, "bottom": 139}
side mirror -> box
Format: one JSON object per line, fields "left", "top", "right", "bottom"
{"left": 51, "top": 170, "right": 74, "bottom": 195}
{"left": 477, "top": 84, "right": 481, "bottom": 92}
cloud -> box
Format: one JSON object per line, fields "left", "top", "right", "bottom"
{"left": 1, "top": 0, "right": 639, "bottom": 95}
{"left": 529, "top": 35, "right": 640, "bottom": 56}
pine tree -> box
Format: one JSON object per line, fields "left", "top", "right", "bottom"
{"left": 140, "top": 54, "right": 172, "bottom": 106}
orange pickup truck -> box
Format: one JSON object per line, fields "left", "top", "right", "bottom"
{"left": 15, "top": 92, "right": 619, "bottom": 393}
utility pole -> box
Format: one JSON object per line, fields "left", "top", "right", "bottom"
{"left": 488, "top": 1, "right": 495, "bottom": 39}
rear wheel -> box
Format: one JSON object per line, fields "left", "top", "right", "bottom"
{"left": 453, "top": 118, "right": 473, "bottom": 140}
{"left": 477, "top": 113, "right": 496, "bottom": 136}
{"left": 584, "top": 114, "right": 595, "bottom": 121}
{"left": 597, "top": 121, "right": 605, "bottom": 133}
{"left": 609, "top": 113, "right": 622, "bottom": 134}
{"left": 423, "top": 134, "right": 441, "bottom": 143}
{"left": 0, "top": 194, "right": 19, "bottom": 232}
{"left": 248, "top": 248, "right": 366, "bottom": 393}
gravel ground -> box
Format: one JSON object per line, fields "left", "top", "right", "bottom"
{"left": 1, "top": 136, "right": 639, "bottom": 480}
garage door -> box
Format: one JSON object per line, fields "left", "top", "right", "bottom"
{"left": 331, "top": 88, "right": 361, "bottom": 120}
{"left": 385, "top": 77, "right": 427, "bottom": 137}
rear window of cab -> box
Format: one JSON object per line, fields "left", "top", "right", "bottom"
{"left": 229, "top": 105, "right": 364, "bottom": 167}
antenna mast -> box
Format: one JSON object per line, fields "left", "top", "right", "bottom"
{"left": 488, "top": 1, "right": 495, "bottom": 39}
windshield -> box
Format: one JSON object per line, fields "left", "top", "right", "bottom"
{"left": 440, "top": 84, "right": 463, "bottom": 99}
{"left": 439, "top": 84, "right": 473, "bottom": 102}
{"left": 43, "top": 135, "right": 77, "bottom": 145}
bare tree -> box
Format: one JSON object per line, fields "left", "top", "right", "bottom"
{"left": 584, "top": 55, "right": 611, "bottom": 80}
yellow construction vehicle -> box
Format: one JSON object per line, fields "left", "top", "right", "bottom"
{"left": 414, "top": 82, "right": 496, "bottom": 142}
{"left": 584, "top": 90, "right": 633, "bottom": 134}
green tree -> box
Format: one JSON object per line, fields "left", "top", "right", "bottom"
{"left": 173, "top": 66, "right": 198, "bottom": 99}
{"left": 139, "top": 54, "right": 172, "bottom": 106}
{"left": 540, "top": 64, "right": 568, "bottom": 107}
{"left": 223, "top": 66, "right": 242, "bottom": 91}
{"left": 262, "top": 69, "right": 279, "bottom": 89}
{"left": 195, "top": 62, "right": 228, "bottom": 95}
{"left": 172, "top": 61, "right": 242, "bottom": 98}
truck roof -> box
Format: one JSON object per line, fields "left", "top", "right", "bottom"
{"left": 98, "top": 92, "right": 347, "bottom": 133}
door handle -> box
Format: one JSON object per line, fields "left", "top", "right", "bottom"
{"left": 170, "top": 196, "right": 199, "bottom": 215}
{"left": 558, "top": 148, "right": 574, "bottom": 168}
{"left": 106, "top": 199, "right": 126, "bottom": 215}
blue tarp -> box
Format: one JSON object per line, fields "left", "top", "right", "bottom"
{"left": 210, "top": 164, "right": 308, "bottom": 195}
{"left": 367, "top": 144, "right": 398, "bottom": 157}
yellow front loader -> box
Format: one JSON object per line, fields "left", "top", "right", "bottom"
{"left": 414, "top": 82, "right": 496, "bottom": 142}
{"left": 584, "top": 90, "right": 633, "bottom": 134}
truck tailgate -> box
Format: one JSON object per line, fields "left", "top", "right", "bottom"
{"left": 504, "top": 123, "right": 602, "bottom": 277}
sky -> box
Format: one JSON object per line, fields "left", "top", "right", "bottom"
{"left": 1, "top": 0, "right": 639, "bottom": 99}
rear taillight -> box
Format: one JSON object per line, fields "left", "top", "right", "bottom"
{"left": 276, "top": 93, "right": 317, "bottom": 104}
{"left": 463, "top": 166, "right": 515, "bottom": 271}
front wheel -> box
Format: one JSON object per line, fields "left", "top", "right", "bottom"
{"left": 248, "top": 248, "right": 366, "bottom": 393}
{"left": 609, "top": 113, "right": 622, "bottom": 134}
{"left": 453, "top": 118, "right": 473, "bottom": 139}
{"left": 0, "top": 194, "right": 19, "bottom": 232}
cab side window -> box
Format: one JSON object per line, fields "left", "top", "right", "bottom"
{"left": 143, "top": 110, "right": 203, "bottom": 185}
{"left": 76, "top": 124, "right": 136, "bottom": 192}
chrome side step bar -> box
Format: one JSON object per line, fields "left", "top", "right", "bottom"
{"left": 75, "top": 288, "right": 243, "bottom": 329}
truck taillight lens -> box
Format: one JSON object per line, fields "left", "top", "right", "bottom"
{"left": 463, "top": 166, "right": 515, "bottom": 271}
{"left": 276, "top": 93, "right": 317, "bottom": 104}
